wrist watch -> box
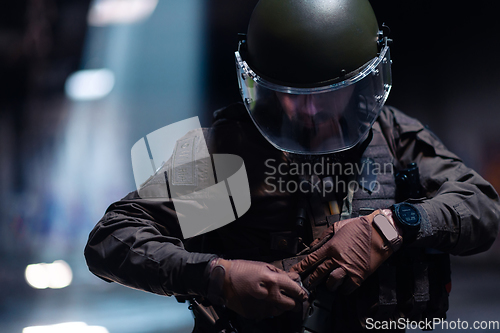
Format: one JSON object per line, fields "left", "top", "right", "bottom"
{"left": 372, "top": 212, "right": 402, "bottom": 251}
{"left": 391, "top": 202, "right": 421, "bottom": 243}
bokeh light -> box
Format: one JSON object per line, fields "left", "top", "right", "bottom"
{"left": 25, "top": 260, "right": 73, "bottom": 290}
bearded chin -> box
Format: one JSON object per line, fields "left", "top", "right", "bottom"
{"left": 287, "top": 113, "right": 345, "bottom": 152}
{"left": 283, "top": 129, "right": 373, "bottom": 173}
{"left": 284, "top": 150, "right": 348, "bottom": 167}
{"left": 286, "top": 112, "right": 327, "bottom": 148}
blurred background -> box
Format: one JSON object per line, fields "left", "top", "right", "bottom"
{"left": 0, "top": 1, "right": 499, "bottom": 332}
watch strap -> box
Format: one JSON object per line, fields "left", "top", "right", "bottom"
{"left": 372, "top": 213, "right": 402, "bottom": 252}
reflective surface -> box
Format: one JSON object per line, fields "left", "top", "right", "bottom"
{"left": 236, "top": 48, "right": 392, "bottom": 154}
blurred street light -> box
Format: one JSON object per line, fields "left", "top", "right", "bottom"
{"left": 23, "top": 322, "right": 109, "bottom": 333}
{"left": 88, "top": 0, "right": 159, "bottom": 26}
{"left": 64, "top": 69, "right": 115, "bottom": 101}
{"left": 25, "top": 260, "right": 73, "bottom": 289}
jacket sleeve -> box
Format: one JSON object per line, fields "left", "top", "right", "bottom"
{"left": 84, "top": 189, "right": 217, "bottom": 296}
{"left": 379, "top": 106, "right": 500, "bottom": 256}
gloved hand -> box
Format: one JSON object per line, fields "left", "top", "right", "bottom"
{"left": 290, "top": 210, "right": 400, "bottom": 294}
{"left": 207, "top": 258, "right": 309, "bottom": 320}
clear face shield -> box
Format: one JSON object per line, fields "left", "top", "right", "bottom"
{"left": 235, "top": 44, "right": 392, "bottom": 155}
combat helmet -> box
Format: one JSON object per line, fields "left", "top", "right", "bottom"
{"left": 236, "top": 0, "right": 392, "bottom": 155}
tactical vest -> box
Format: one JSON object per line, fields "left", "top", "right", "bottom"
{"left": 336, "top": 122, "right": 449, "bottom": 331}
{"left": 268, "top": 122, "right": 451, "bottom": 332}
{"left": 188, "top": 108, "right": 451, "bottom": 332}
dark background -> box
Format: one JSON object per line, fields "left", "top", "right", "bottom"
{"left": 1, "top": 1, "right": 499, "bottom": 332}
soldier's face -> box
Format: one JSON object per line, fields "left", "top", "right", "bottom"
{"left": 275, "top": 86, "right": 355, "bottom": 149}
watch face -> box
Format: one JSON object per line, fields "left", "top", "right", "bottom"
{"left": 397, "top": 203, "right": 420, "bottom": 227}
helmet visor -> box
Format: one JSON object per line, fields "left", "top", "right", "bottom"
{"left": 235, "top": 46, "right": 392, "bottom": 154}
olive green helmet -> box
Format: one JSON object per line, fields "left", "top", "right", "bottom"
{"left": 236, "top": 0, "right": 392, "bottom": 154}
{"left": 246, "top": 0, "right": 379, "bottom": 86}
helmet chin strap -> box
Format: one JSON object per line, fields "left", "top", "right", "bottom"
{"left": 283, "top": 129, "right": 373, "bottom": 168}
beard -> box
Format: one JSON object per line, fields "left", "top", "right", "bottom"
{"left": 283, "top": 128, "right": 372, "bottom": 168}
{"left": 283, "top": 111, "right": 348, "bottom": 152}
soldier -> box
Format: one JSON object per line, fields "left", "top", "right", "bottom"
{"left": 85, "top": 0, "right": 500, "bottom": 332}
